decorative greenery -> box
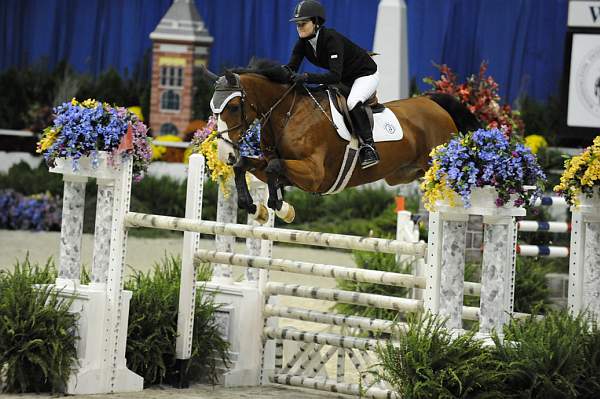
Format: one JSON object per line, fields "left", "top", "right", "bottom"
{"left": 371, "top": 312, "right": 503, "bottom": 398}
{"left": 0, "top": 257, "right": 78, "bottom": 393}
{"left": 424, "top": 61, "right": 525, "bottom": 135}
{"left": 421, "top": 128, "right": 546, "bottom": 211}
{"left": 493, "top": 311, "right": 600, "bottom": 398}
{"left": 554, "top": 135, "right": 600, "bottom": 206}
{"left": 0, "top": 254, "right": 230, "bottom": 392}
{"left": 371, "top": 311, "right": 600, "bottom": 398}
{"left": 36, "top": 98, "right": 153, "bottom": 181}
{"left": 124, "top": 255, "right": 230, "bottom": 386}
{"left": 0, "top": 189, "right": 62, "bottom": 231}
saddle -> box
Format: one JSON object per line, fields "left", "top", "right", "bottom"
{"left": 328, "top": 84, "right": 386, "bottom": 136}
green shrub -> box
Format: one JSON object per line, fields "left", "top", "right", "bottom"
{"left": 0, "top": 257, "right": 78, "bottom": 393}
{"left": 372, "top": 312, "right": 503, "bottom": 398}
{"left": 493, "top": 311, "right": 600, "bottom": 398}
{"left": 124, "top": 255, "right": 229, "bottom": 386}
{"left": 513, "top": 257, "right": 553, "bottom": 314}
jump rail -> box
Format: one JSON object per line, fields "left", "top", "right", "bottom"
{"left": 125, "top": 212, "right": 427, "bottom": 257}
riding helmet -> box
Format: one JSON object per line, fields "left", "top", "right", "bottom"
{"left": 289, "top": 0, "right": 326, "bottom": 24}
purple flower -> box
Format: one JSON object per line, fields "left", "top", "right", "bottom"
{"left": 430, "top": 128, "right": 546, "bottom": 208}
{"left": 39, "top": 100, "right": 152, "bottom": 181}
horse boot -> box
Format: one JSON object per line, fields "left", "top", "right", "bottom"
{"left": 349, "top": 102, "right": 380, "bottom": 169}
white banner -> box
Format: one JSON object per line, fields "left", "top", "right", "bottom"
{"left": 567, "top": 34, "right": 600, "bottom": 128}
{"left": 568, "top": 1, "right": 600, "bottom": 27}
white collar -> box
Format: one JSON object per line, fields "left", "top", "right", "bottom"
{"left": 309, "top": 29, "right": 320, "bottom": 52}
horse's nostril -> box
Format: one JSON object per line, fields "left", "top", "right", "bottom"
{"left": 227, "top": 153, "right": 237, "bottom": 165}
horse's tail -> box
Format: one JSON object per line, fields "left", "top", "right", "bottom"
{"left": 426, "top": 92, "right": 482, "bottom": 134}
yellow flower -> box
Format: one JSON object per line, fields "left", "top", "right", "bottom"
{"left": 420, "top": 159, "right": 458, "bottom": 211}
{"left": 82, "top": 98, "right": 98, "bottom": 108}
{"left": 555, "top": 134, "right": 600, "bottom": 204}
{"left": 71, "top": 98, "right": 79, "bottom": 106}
{"left": 196, "top": 131, "right": 233, "bottom": 196}
{"left": 36, "top": 127, "right": 60, "bottom": 153}
{"left": 524, "top": 134, "right": 548, "bottom": 154}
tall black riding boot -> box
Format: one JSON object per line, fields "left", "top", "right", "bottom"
{"left": 349, "top": 103, "right": 380, "bottom": 169}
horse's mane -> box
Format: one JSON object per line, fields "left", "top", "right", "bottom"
{"left": 230, "top": 58, "right": 291, "bottom": 84}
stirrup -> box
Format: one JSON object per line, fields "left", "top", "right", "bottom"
{"left": 359, "top": 144, "right": 380, "bottom": 169}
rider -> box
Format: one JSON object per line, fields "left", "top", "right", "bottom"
{"left": 286, "top": 0, "right": 380, "bottom": 169}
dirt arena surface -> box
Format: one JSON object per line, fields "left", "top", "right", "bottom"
{"left": 1, "top": 383, "right": 351, "bottom": 399}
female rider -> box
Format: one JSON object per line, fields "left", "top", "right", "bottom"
{"left": 286, "top": 0, "right": 380, "bottom": 169}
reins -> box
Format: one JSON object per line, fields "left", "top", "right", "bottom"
{"left": 214, "top": 80, "right": 299, "bottom": 151}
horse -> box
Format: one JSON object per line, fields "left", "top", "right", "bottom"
{"left": 202, "top": 61, "right": 480, "bottom": 224}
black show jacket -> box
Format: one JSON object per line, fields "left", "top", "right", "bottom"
{"left": 286, "top": 27, "right": 377, "bottom": 87}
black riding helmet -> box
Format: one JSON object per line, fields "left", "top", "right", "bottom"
{"left": 289, "top": 0, "right": 326, "bottom": 25}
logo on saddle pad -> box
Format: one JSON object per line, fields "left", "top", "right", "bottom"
{"left": 384, "top": 122, "right": 396, "bottom": 135}
{"left": 327, "top": 91, "right": 403, "bottom": 142}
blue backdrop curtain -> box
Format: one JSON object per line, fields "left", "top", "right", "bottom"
{"left": 0, "top": 0, "right": 567, "bottom": 103}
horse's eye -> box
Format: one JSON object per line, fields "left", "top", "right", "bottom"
{"left": 228, "top": 104, "right": 240, "bottom": 113}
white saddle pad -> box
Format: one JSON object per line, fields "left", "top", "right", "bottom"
{"left": 327, "top": 91, "right": 403, "bottom": 142}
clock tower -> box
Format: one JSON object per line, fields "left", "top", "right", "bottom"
{"left": 149, "top": 0, "right": 213, "bottom": 136}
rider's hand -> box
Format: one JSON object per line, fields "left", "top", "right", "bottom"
{"left": 291, "top": 72, "right": 308, "bottom": 84}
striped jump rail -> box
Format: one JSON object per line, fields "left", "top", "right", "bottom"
{"left": 531, "top": 196, "right": 568, "bottom": 207}
{"left": 517, "top": 221, "right": 571, "bottom": 233}
{"left": 516, "top": 244, "right": 569, "bottom": 258}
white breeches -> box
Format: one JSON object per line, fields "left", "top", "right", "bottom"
{"left": 347, "top": 70, "right": 379, "bottom": 111}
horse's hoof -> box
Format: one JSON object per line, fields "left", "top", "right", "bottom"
{"left": 252, "top": 202, "right": 269, "bottom": 225}
{"left": 276, "top": 201, "right": 295, "bottom": 223}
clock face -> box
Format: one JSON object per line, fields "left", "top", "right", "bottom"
{"left": 567, "top": 34, "right": 600, "bottom": 128}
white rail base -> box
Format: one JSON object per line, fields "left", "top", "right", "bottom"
{"left": 56, "top": 284, "right": 143, "bottom": 394}
{"left": 198, "top": 281, "right": 264, "bottom": 387}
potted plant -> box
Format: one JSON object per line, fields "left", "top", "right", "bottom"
{"left": 421, "top": 128, "right": 546, "bottom": 212}
{"left": 36, "top": 98, "right": 152, "bottom": 181}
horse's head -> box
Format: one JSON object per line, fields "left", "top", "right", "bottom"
{"left": 209, "top": 70, "right": 256, "bottom": 166}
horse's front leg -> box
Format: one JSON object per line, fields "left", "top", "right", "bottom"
{"left": 233, "top": 158, "right": 269, "bottom": 224}
{"left": 265, "top": 159, "right": 295, "bottom": 223}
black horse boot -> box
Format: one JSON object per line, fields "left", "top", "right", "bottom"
{"left": 349, "top": 102, "right": 380, "bottom": 169}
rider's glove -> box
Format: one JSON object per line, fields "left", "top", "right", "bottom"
{"left": 291, "top": 72, "right": 308, "bottom": 84}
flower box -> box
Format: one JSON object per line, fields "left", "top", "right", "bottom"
{"left": 50, "top": 151, "right": 127, "bottom": 180}
{"left": 37, "top": 99, "right": 152, "bottom": 182}
{"left": 436, "top": 186, "right": 526, "bottom": 217}
{"left": 422, "top": 128, "right": 545, "bottom": 216}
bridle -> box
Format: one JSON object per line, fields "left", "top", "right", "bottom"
{"left": 214, "top": 78, "right": 298, "bottom": 151}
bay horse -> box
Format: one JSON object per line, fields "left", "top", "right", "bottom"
{"left": 204, "top": 63, "right": 480, "bottom": 223}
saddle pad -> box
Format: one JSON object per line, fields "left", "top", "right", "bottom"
{"left": 327, "top": 91, "right": 403, "bottom": 142}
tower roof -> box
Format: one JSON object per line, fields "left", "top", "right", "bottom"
{"left": 150, "top": 0, "right": 213, "bottom": 44}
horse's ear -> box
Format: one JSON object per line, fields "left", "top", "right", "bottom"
{"left": 224, "top": 70, "right": 237, "bottom": 86}
{"left": 199, "top": 65, "right": 218, "bottom": 83}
